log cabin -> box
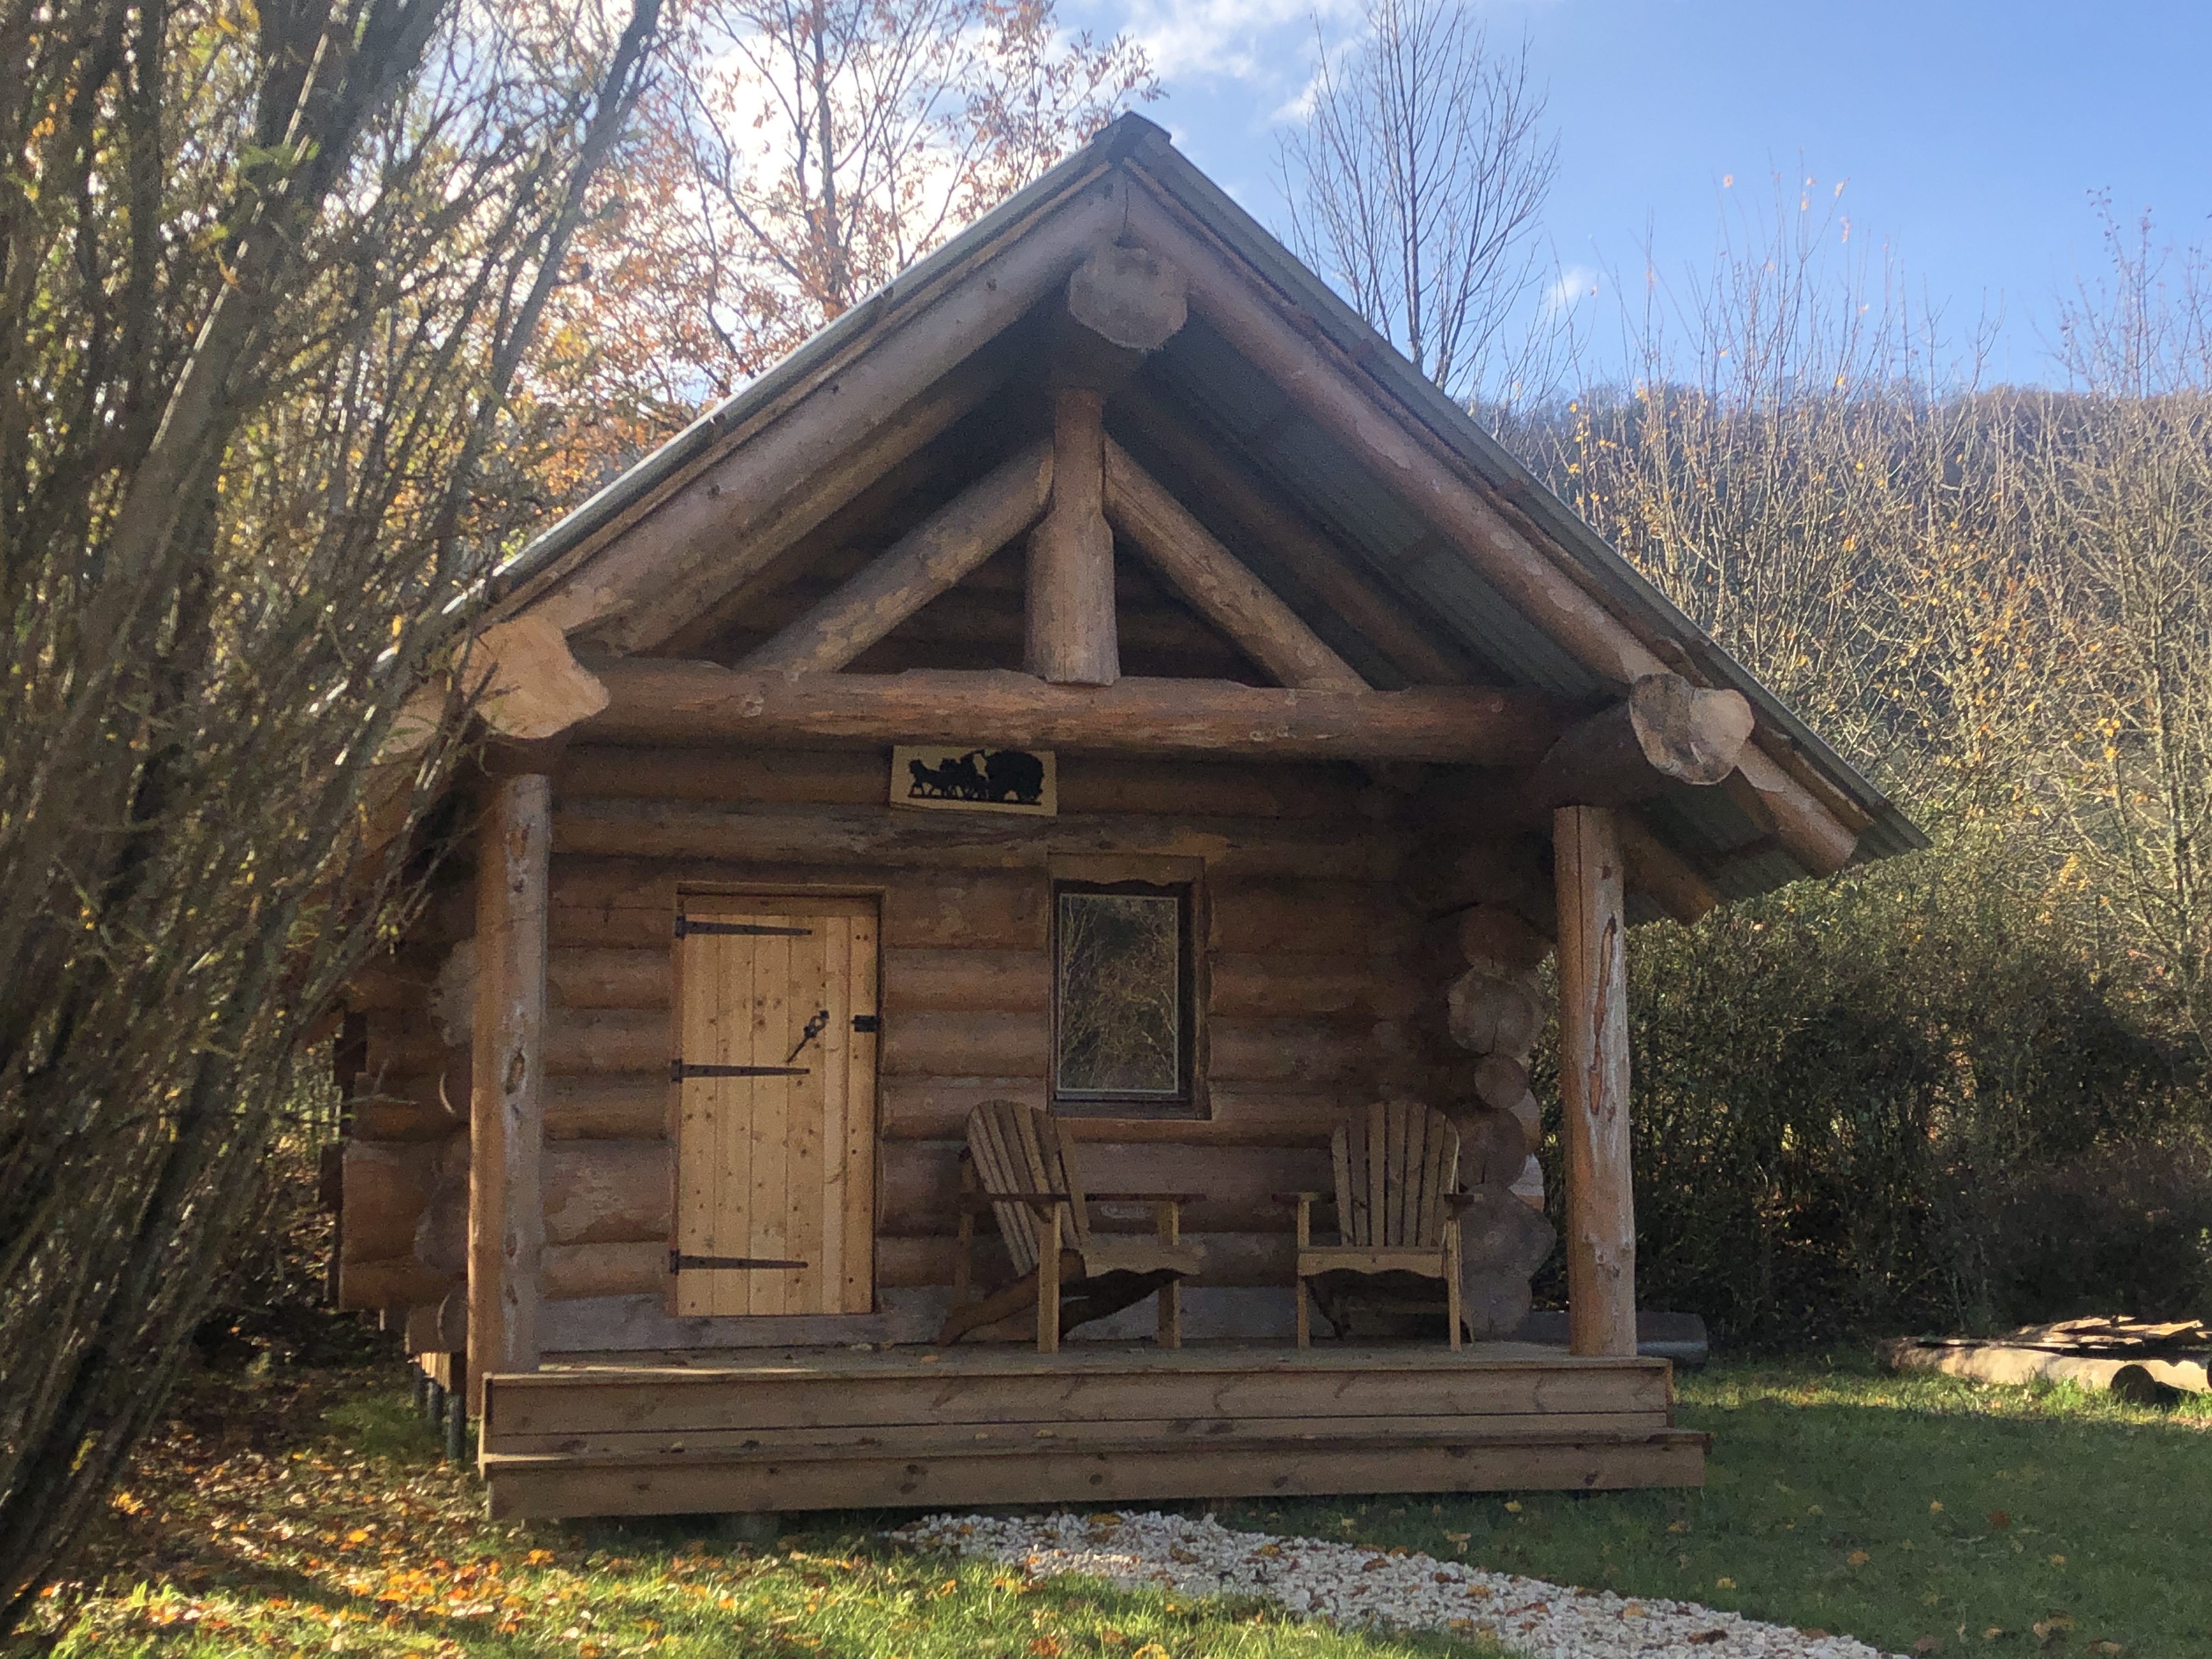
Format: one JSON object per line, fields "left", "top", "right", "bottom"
{"left": 333, "top": 114, "right": 1922, "bottom": 1520}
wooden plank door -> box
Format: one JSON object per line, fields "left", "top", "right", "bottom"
{"left": 673, "top": 897, "right": 878, "bottom": 1317}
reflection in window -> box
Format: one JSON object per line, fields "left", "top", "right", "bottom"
{"left": 1054, "top": 885, "right": 1185, "bottom": 1101}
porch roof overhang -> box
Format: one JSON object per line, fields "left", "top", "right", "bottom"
{"left": 488, "top": 115, "right": 1923, "bottom": 905}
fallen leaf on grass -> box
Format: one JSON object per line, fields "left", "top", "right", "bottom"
{"left": 1914, "top": 1639, "right": 1941, "bottom": 1654}
{"left": 2085, "top": 1641, "right": 2124, "bottom": 1654}
{"left": 1988, "top": 1511, "right": 2012, "bottom": 1530}
{"left": 1714, "top": 1577, "right": 1736, "bottom": 1590}
{"left": 1847, "top": 1550, "right": 1870, "bottom": 1566}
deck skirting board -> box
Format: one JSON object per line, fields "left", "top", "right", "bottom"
{"left": 481, "top": 1430, "right": 1709, "bottom": 1519}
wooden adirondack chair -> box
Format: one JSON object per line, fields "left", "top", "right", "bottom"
{"left": 937, "top": 1100, "right": 1207, "bottom": 1352}
{"left": 1286, "top": 1101, "right": 1467, "bottom": 1350}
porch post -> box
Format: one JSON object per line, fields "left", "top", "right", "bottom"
{"left": 469, "top": 773, "right": 550, "bottom": 1412}
{"left": 1553, "top": 804, "right": 1637, "bottom": 1357}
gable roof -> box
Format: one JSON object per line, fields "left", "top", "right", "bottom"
{"left": 493, "top": 114, "right": 1922, "bottom": 901}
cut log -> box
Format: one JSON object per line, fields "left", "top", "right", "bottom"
{"left": 1026, "top": 386, "right": 1119, "bottom": 685}
{"left": 1114, "top": 386, "right": 1474, "bottom": 687}
{"left": 1519, "top": 673, "right": 1753, "bottom": 815}
{"left": 1730, "top": 744, "right": 1861, "bottom": 875}
{"left": 1616, "top": 809, "right": 1722, "bottom": 926}
{"left": 1101, "top": 439, "right": 1367, "bottom": 693}
{"left": 1469, "top": 1053, "right": 1532, "bottom": 1115}
{"left": 1066, "top": 242, "right": 1188, "bottom": 352}
{"left": 465, "top": 614, "right": 610, "bottom": 742}
{"left": 1554, "top": 804, "right": 1635, "bottom": 1359}
{"left": 576, "top": 661, "right": 1563, "bottom": 765}
{"left": 1446, "top": 966, "right": 1545, "bottom": 1059}
{"left": 740, "top": 441, "right": 1054, "bottom": 675}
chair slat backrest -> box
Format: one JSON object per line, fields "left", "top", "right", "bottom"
{"left": 966, "top": 1100, "right": 1090, "bottom": 1276}
{"left": 1329, "top": 1101, "right": 1461, "bottom": 1248}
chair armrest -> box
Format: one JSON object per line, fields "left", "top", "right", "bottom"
{"left": 1442, "top": 1192, "right": 1477, "bottom": 1210}
{"left": 1269, "top": 1192, "right": 1329, "bottom": 1205}
{"left": 957, "top": 1190, "right": 1071, "bottom": 1213}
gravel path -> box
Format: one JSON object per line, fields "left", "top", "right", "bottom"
{"left": 893, "top": 1510, "right": 1903, "bottom": 1659}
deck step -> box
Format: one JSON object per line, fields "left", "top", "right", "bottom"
{"left": 481, "top": 1426, "right": 1710, "bottom": 1519}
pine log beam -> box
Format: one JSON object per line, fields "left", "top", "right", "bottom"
{"left": 1026, "top": 387, "right": 1120, "bottom": 684}
{"left": 1115, "top": 386, "right": 1474, "bottom": 687}
{"left": 501, "top": 183, "right": 1122, "bottom": 650}
{"left": 575, "top": 660, "right": 1564, "bottom": 764}
{"left": 1102, "top": 438, "right": 1367, "bottom": 692}
{"left": 469, "top": 775, "right": 551, "bottom": 1411}
{"left": 1554, "top": 805, "right": 1636, "bottom": 1358}
{"left": 1616, "top": 810, "right": 1722, "bottom": 926}
{"left": 1504, "top": 673, "right": 1752, "bottom": 825}
{"left": 1050, "top": 242, "right": 1189, "bottom": 391}
{"left": 740, "top": 442, "right": 1054, "bottom": 675}
{"left": 1124, "top": 183, "right": 1863, "bottom": 874}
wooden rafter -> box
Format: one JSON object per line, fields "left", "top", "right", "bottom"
{"left": 1101, "top": 438, "right": 1367, "bottom": 693}
{"left": 1025, "top": 387, "right": 1119, "bottom": 685}
{"left": 1114, "top": 385, "right": 1475, "bottom": 687}
{"left": 738, "top": 442, "right": 1053, "bottom": 675}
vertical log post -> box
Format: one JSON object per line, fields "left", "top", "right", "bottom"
{"left": 469, "top": 774, "right": 550, "bottom": 1414}
{"left": 1553, "top": 804, "right": 1636, "bottom": 1357}
{"left": 1025, "top": 386, "right": 1118, "bottom": 685}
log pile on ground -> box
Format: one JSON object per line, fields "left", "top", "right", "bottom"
{"left": 1880, "top": 1316, "right": 2211, "bottom": 1400}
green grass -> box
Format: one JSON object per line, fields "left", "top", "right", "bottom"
{"left": 27, "top": 1372, "right": 1496, "bottom": 1658}
{"left": 1218, "top": 1354, "right": 2212, "bottom": 1657}
{"left": 26, "top": 1353, "right": 2212, "bottom": 1657}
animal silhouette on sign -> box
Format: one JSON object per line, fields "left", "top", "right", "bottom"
{"left": 906, "top": 748, "right": 1046, "bottom": 806}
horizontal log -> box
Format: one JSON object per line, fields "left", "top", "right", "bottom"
{"left": 878, "top": 1079, "right": 1362, "bottom": 1145}
{"left": 1207, "top": 954, "right": 1417, "bottom": 1022}
{"left": 543, "top": 1140, "right": 670, "bottom": 1247}
{"left": 1206, "top": 1020, "right": 1373, "bottom": 1087}
{"left": 549, "top": 947, "right": 670, "bottom": 1010}
{"left": 337, "top": 1255, "right": 461, "bottom": 1313}
{"left": 576, "top": 661, "right": 1563, "bottom": 764}
{"left": 1056, "top": 755, "right": 1370, "bottom": 820}
{"left": 882, "top": 1008, "right": 1049, "bottom": 1079}
{"left": 339, "top": 1141, "right": 441, "bottom": 1264}
{"left": 546, "top": 1076, "right": 668, "bottom": 1141}
{"left": 545, "top": 1240, "right": 670, "bottom": 1301}
{"left": 883, "top": 948, "right": 1051, "bottom": 1014}
{"left": 552, "top": 798, "right": 1399, "bottom": 882}
{"left": 1516, "top": 673, "right": 1753, "bottom": 820}
{"left": 1457, "top": 904, "right": 1552, "bottom": 971}
{"left": 1207, "top": 879, "right": 1417, "bottom": 955}
{"left": 886, "top": 870, "right": 1047, "bottom": 950}
{"left": 557, "top": 746, "right": 888, "bottom": 805}
{"left": 546, "top": 1008, "right": 664, "bottom": 1076}
{"left": 1447, "top": 967, "right": 1546, "bottom": 1059}
{"left": 362, "top": 1009, "right": 453, "bottom": 1077}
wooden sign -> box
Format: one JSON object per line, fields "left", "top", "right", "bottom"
{"left": 892, "top": 745, "right": 1057, "bottom": 816}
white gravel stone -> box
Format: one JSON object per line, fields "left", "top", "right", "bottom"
{"left": 892, "top": 1509, "right": 1903, "bottom": 1659}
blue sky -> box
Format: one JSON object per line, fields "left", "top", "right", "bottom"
{"left": 1067, "top": 0, "right": 2212, "bottom": 386}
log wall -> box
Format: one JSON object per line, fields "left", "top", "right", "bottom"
{"left": 338, "top": 744, "right": 1562, "bottom": 1347}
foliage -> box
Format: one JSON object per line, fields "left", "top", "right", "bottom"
{"left": 22, "top": 1368, "right": 1498, "bottom": 1657}
{"left": 0, "top": 0, "right": 662, "bottom": 1623}
{"left": 1248, "top": 1353, "right": 2212, "bottom": 1658}
{"left": 529, "top": 0, "right": 1160, "bottom": 497}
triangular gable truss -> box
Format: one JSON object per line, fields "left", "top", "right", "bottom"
{"left": 473, "top": 115, "right": 1921, "bottom": 915}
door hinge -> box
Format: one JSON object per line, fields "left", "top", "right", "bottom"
{"left": 669, "top": 1060, "right": 810, "bottom": 1082}
{"left": 671, "top": 1251, "right": 809, "bottom": 1272}
{"left": 674, "top": 918, "right": 813, "bottom": 938}
{"left": 851, "top": 1013, "right": 881, "bottom": 1034}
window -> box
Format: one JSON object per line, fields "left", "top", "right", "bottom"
{"left": 1051, "top": 879, "right": 1196, "bottom": 1115}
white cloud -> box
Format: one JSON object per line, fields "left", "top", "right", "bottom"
{"left": 1543, "top": 263, "right": 1599, "bottom": 317}
{"left": 1110, "top": 0, "right": 1361, "bottom": 89}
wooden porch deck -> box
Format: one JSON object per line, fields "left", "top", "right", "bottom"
{"left": 477, "top": 1341, "right": 1707, "bottom": 1519}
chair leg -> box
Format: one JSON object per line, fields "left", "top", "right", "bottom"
{"left": 1444, "top": 1219, "right": 1464, "bottom": 1353}
{"left": 1295, "top": 1277, "right": 1311, "bottom": 1349}
{"left": 1156, "top": 1280, "right": 1181, "bottom": 1349}
{"left": 1036, "top": 1205, "right": 1062, "bottom": 1355}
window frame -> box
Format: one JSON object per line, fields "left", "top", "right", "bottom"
{"left": 1048, "top": 877, "right": 1202, "bottom": 1119}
